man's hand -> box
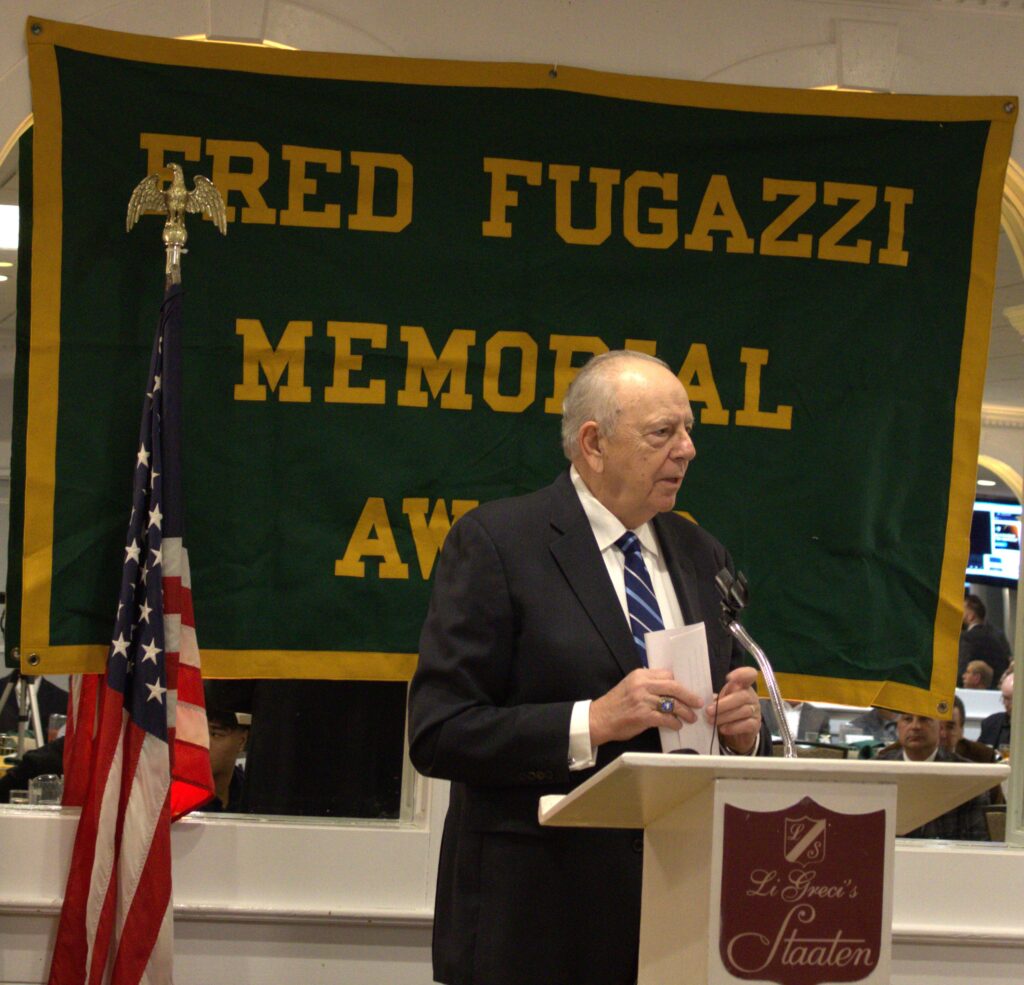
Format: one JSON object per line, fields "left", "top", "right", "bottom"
{"left": 707, "top": 666, "right": 761, "bottom": 754}
{"left": 589, "top": 668, "right": 704, "bottom": 748}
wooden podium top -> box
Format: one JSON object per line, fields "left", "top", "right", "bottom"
{"left": 538, "top": 753, "right": 1009, "bottom": 836}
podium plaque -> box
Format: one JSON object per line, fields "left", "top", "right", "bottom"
{"left": 540, "top": 753, "right": 1007, "bottom": 985}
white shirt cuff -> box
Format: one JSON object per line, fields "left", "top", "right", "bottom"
{"left": 721, "top": 732, "right": 761, "bottom": 756}
{"left": 568, "top": 699, "right": 598, "bottom": 770}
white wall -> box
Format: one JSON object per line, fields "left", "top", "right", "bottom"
{"left": 1, "top": 2, "right": 1023, "bottom": 982}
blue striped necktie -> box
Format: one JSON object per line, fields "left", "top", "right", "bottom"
{"left": 615, "top": 531, "right": 665, "bottom": 666}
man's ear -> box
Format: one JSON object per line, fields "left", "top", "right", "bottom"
{"left": 577, "top": 420, "right": 604, "bottom": 473}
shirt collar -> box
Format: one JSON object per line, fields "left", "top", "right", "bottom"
{"left": 902, "top": 746, "right": 939, "bottom": 762}
{"left": 569, "top": 466, "right": 661, "bottom": 558}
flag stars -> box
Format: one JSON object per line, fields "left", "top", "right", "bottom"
{"left": 150, "top": 547, "right": 162, "bottom": 568}
{"left": 111, "top": 633, "right": 130, "bottom": 658}
{"left": 141, "top": 640, "right": 161, "bottom": 664}
{"left": 146, "top": 680, "right": 167, "bottom": 704}
{"left": 148, "top": 506, "right": 163, "bottom": 529}
{"left": 138, "top": 599, "right": 152, "bottom": 623}
{"left": 125, "top": 540, "right": 141, "bottom": 565}
{"left": 137, "top": 444, "right": 150, "bottom": 469}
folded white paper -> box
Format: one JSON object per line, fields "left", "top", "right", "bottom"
{"left": 645, "top": 623, "right": 720, "bottom": 755}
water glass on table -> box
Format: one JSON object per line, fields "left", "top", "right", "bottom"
{"left": 28, "top": 773, "right": 63, "bottom": 805}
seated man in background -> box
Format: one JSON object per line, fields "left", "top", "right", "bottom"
{"left": 875, "top": 712, "right": 989, "bottom": 840}
{"left": 760, "top": 698, "right": 830, "bottom": 741}
{"left": 941, "top": 696, "right": 999, "bottom": 762}
{"left": 979, "top": 672, "right": 1013, "bottom": 752}
{"left": 961, "top": 659, "right": 994, "bottom": 690}
{"left": 198, "top": 690, "right": 251, "bottom": 813}
{"left": 940, "top": 695, "right": 1004, "bottom": 805}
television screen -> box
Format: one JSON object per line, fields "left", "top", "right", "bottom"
{"left": 966, "top": 499, "right": 1022, "bottom": 587}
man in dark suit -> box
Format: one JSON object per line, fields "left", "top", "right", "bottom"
{"left": 875, "top": 712, "right": 988, "bottom": 840}
{"left": 940, "top": 695, "right": 1003, "bottom": 805}
{"left": 958, "top": 595, "right": 1011, "bottom": 686}
{"left": 409, "top": 351, "right": 768, "bottom": 985}
{"left": 979, "top": 672, "right": 1013, "bottom": 751}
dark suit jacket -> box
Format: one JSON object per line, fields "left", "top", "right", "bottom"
{"left": 957, "top": 623, "right": 1011, "bottom": 684}
{"left": 874, "top": 746, "right": 989, "bottom": 840}
{"left": 954, "top": 738, "right": 1004, "bottom": 805}
{"left": 979, "top": 711, "right": 1011, "bottom": 750}
{"left": 0, "top": 736, "right": 65, "bottom": 803}
{"left": 408, "top": 471, "right": 768, "bottom": 985}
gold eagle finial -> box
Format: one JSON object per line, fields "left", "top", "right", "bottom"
{"left": 126, "top": 163, "right": 227, "bottom": 284}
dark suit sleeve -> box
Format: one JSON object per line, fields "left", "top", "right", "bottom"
{"left": 0, "top": 737, "right": 65, "bottom": 802}
{"left": 408, "top": 513, "right": 575, "bottom": 787}
{"left": 978, "top": 713, "right": 1007, "bottom": 749}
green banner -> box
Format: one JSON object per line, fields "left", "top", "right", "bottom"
{"left": 11, "top": 18, "right": 1015, "bottom": 716}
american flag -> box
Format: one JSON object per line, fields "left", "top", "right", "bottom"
{"left": 49, "top": 283, "right": 214, "bottom": 985}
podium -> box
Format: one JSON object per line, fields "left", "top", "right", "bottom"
{"left": 539, "top": 753, "right": 1008, "bottom": 985}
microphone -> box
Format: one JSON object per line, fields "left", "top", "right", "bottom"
{"left": 715, "top": 568, "right": 797, "bottom": 759}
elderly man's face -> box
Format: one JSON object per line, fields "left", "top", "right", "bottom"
{"left": 938, "top": 707, "right": 963, "bottom": 752}
{"left": 897, "top": 714, "right": 940, "bottom": 761}
{"left": 1001, "top": 674, "right": 1014, "bottom": 713}
{"left": 961, "top": 666, "right": 978, "bottom": 688}
{"left": 591, "top": 361, "right": 696, "bottom": 529}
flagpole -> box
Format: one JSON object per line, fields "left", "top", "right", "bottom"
{"left": 48, "top": 165, "right": 226, "bottom": 985}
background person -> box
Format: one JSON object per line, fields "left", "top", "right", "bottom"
{"left": 979, "top": 672, "right": 1013, "bottom": 752}
{"left": 876, "top": 712, "right": 989, "bottom": 840}
{"left": 940, "top": 696, "right": 999, "bottom": 763}
{"left": 198, "top": 689, "right": 251, "bottom": 813}
{"left": 958, "top": 595, "right": 1010, "bottom": 686}
{"left": 961, "top": 659, "right": 994, "bottom": 690}
{"left": 0, "top": 735, "right": 64, "bottom": 803}
{"left": 940, "top": 695, "right": 1004, "bottom": 805}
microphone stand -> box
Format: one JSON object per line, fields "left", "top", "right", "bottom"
{"left": 0, "top": 667, "right": 45, "bottom": 759}
{"left": 715, "top": 569, "right": 797, "bottom": 760}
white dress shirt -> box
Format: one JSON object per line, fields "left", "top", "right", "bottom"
{"left": 567, "top": 467, "right": 685, "bottom": 769}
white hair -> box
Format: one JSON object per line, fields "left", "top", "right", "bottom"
{"left": 560, "top": 350, "right": 671, "bottom": 460}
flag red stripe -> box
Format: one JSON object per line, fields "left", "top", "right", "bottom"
{"left": 87, "top": 716, "right": 146, "bottom": 985}
{"left": 175, "top": 662, "right": 204, "bottom": 707}
{"left": 162, "top": 576, "right": 193, "bottom": 625}
{"left": 50, "top": 695, "right": 127, "bottom": 985}
{"left": 110, "top": 736, "right": 172, "bottom": 985}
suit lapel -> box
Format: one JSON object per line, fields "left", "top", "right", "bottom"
{"left": 548, "top": 473, "right": 640, "bottom": 679}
